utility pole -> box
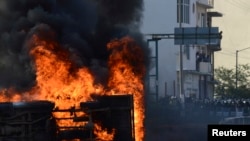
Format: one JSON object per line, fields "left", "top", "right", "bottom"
{"left": 178, "top": 0, "right": 184, "bottom": 108}
{"left": 236, "top": 50, "right": 238, "bottom": 89}
{"left": 235, "top": 47, "right": 250, "bottom": 89}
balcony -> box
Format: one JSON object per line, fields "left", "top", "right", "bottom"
{"left": 197, "top": 0, "right": 214, "bottom": 8}
{"left": 206, "top": 42, "right": 221, "bottom": 51}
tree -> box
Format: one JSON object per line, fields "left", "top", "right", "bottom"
{"left": 214, "top": 64, "right": 250, "bottom": 99}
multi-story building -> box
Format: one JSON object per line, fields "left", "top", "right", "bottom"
{"left": 141, "top": 0, "right": 222, "bottom": 102}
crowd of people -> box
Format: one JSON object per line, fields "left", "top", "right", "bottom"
{"left": 157, "top": 96, "right": 250, "bottom": 117}
{"left": 185, "top": 98, "right": 250, "bottom": 117}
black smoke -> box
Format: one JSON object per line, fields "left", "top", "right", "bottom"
{"left": 0, "top": 0, "right": 150, "bottom": 91}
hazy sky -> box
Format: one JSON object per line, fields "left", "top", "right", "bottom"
{"left": 212, "top": 0, "right": 250, "bottom": 69}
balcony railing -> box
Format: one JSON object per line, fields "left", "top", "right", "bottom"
{"left": 197, "top": 0, "right": 214, "bottom": 8}
{"left": 208, "top": 0, "right": 214, "bottom": 6}
{"left": 199, "top": 62, "right": 212, "bottom": 73}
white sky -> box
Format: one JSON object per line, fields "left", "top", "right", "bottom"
{"left": 212, "top": 0, "right": 250, "bottom": 69}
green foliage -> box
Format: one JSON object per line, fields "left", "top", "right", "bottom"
{"left": 214, "top": 64, "right": 250, "bottom": 99}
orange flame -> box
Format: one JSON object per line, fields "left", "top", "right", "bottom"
{"left": 106, "top": 37, "right": 146, "bottom": 141}
{"left": 0, "top": 32, "right": 145, "bottom": 141}
{"left": 94, "top": 123, "right": 115, "bottom": 141}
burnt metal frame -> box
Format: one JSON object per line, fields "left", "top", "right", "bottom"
{"left": 145, "top": 31, "right": 222, "bottom": 103}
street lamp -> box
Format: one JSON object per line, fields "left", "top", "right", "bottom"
{"left": 235, "top": 47, "right": 250, "bottom": 89}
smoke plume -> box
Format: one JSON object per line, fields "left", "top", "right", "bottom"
{"left": 0, "top": 0, "right": 150, "bottom": 91}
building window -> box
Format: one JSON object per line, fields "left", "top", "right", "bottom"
{"left": 177, "top": 0, "right": 190, "bottom": 24}
{"left": 184, "top": 44, "right": 190, "bottom": 60}
{"left": 192, "top": 3, "right": 195, "bottom": 13}
{"left": 201, "top": 13, "right": 206, "bottom": 27}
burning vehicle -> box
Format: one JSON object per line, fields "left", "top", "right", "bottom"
{"left": 0, "top": 0, "right": 150, "bottom": 141}
{"left": 0, "top": 95, "right": 134, "bottom": 141}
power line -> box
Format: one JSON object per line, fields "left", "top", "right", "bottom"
{"left": 221, "top": 49, "right": 235, "bottom": 54}
{"left": 238, "top": 0, "right": 250, "bottom": 7}
{"left": 227, "top": 0, "right": 250, "bottom": 11}
{"left": 215, "top": 2, "right": 250, "bottom": 60}
{"left": 216, "top": 51, "right": 235, "bottom": 57}
{"left": 216, "top": 51, "right": 250, "bottom": 60}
